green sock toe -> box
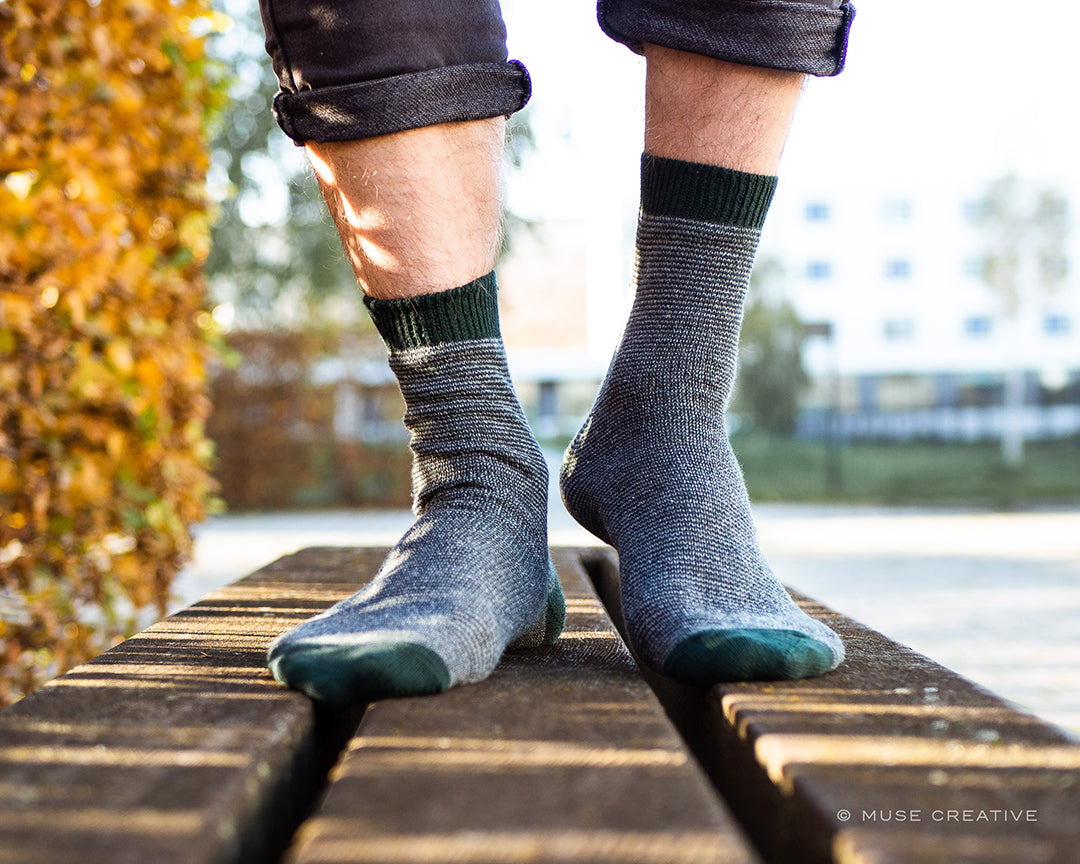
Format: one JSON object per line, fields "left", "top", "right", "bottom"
{"left": 662, "top": 629, "right": 837, "bottom": 685}
{"left": 269, "top": 642, "right": 451, "bottom": 705}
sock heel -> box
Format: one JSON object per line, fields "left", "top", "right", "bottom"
{"left": 508, "top": 563, "right": 566, "bottom": 649}
{"left": 559, "top": 431, "right": 615, "bottom": 546}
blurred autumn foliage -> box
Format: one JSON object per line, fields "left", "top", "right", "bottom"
{"left": 0, "top": 0, "right": 226, "bottom": 704}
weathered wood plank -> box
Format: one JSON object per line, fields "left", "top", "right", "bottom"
{"left": 585, "top": 552, "right": 1080, "bottom": 864}
{"left": 30, "top": 542, "right": 1067, "bottom": 864}
{"left": 285, "top": 548, "right": 762, "bottom": 864}
{"left": 0, "top": 547, "right": 379, "bottom": 864}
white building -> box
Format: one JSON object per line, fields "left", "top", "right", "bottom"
{"left": 760, "top": 176, "right": 1080, "bottom": 440}
{"left": 496, "top": 0, "right": 1080, "bottom": 442}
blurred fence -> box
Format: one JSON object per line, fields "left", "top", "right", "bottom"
{"left": 799, "top": 404, "right": 1080, "bottom": 443}
{"left": 208, "top": 331, "right": 412, "bottom": 510}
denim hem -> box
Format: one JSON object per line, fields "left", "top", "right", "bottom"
{"left": 272, "top": 60, "right": 532, "bottom": 144}
{"left": 598, "top": 0, "right": 855, "bottom": 77}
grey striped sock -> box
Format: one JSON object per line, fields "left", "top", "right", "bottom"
{"left": 268, "top": 273, "right": 565, "bottom": 704}
{"left": 561, "top": 155, "right": 843, "bottom": 684}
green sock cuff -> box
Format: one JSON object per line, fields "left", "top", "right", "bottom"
{"left": 363, "top": 272, "right": 501, "bottom": 351}
{"left": 641, "top": 154, "right": 777, "bottom": 230}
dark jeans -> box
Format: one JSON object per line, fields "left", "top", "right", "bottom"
{"left": 260, "top": 0, "right": 855, "bottom": 144}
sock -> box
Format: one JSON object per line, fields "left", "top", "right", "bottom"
{"left": 560, "top": 155, "right": 843, "bottom": 684}
{"left": 268, "top": 273, "right": 565, "bottom": 704}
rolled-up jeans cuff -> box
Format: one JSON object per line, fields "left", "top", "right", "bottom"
{"left": 272, "top": 59, "right": 531, "bottom": 145}
{"left": 598, "top": 0, "right": 855, "bottom": 77}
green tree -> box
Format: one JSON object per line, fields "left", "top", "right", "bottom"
{"left": 733, "top": 259, "right": 810, "bottom": 434}
{"left": 971, "top": 175, "right": 1070, "bottom": 465}
{"left": 204, "top": 0, "right": 356, "bottom": 329}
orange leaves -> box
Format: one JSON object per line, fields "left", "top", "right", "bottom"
{"left": 0, "top": 0, "right": 225, "bottom": 705}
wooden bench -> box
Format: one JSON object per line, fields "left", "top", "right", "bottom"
{"left": 1, "top": 547, "right": 1077, "bottom": 864}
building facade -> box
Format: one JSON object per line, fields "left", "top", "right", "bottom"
{"left": 759, "top": 177, "right": 1080, "bottom": 442}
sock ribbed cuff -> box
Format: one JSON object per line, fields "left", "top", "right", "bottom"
{"left": 363, "top": 272, "right": 501, "bottom": 351}
{"left": 641, "top": 154, "right": 777, "bottom": 230}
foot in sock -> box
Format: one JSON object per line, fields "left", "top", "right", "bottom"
{"left": 268, "top": 274, "right": 565, "bottom": 704}
{"left": 560, "top": 155, "right": 843, "bottom": 684}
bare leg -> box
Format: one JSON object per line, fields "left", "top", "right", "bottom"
{"left": 305, "top": 117, "right": 505, "bottom": 299}
{"left": 267, "top": 114, "right": 566, "bottom": 705}
{"left": 644, "top": 44, "right": 804, "bottom": 174}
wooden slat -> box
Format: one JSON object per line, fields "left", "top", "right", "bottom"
{"left": 586, "top": 553, "right": 1080, "bottom": 864}
{"left": 285, "top": 548, "right": 761, "bottom": 864}
{"left": 0, "top": 547, "right": 379, "bottom": 864}
{"left": 9, "top": 543, "right": 1079, "bottom": 863}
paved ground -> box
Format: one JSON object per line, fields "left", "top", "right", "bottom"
{"left": 756, "top": 506, "right": 1080, "bottom": 738}
{"left": 175, "top": 482, "right": 1080, "bottom": 738}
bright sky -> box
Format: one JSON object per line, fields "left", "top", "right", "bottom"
{"left": 501, "top": 0, "right": 1080, "bottom": 218}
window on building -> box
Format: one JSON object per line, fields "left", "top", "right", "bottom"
{"left": 963, "top": 199, "right": 989, "bottom": 224}
{"left": 883, "top": 318, "right": 916, "bottom": 340}
{"left": 806, "top": 260, "right": 832, "bottom": 280}
{"left": 857, "top": 376, "right": 878, "bottom": 410}
{"left": 964, "top": 316, "right": 993, "bottom": 337}
{"left": 957, "top": 375, "right": 1004, "bottom": 407}
{"left": 362, "top": 392, "right": 380, "bottom": 423}
{"left": 803, "top": 321, "right": 834, "bottom": 340}
{"left": 882, "top": 199, "right": 912, "bottom": 221}
{"left": 538, "top": 380, "right": 558, "bottom": 419}
{"left": 884, "top": 259, "right": 912, "bottom": 279}
{"left": 963, "top": 255, "right": 987, "bottom": 279}
{"left": 805, "top": 202, "right": 831, "bottom": 221}
{"left": 934, "top": 374, "right": 959, "bottom": 408}
{"left": 1044, "top": 314, "right": 1071, "bottom": 336}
